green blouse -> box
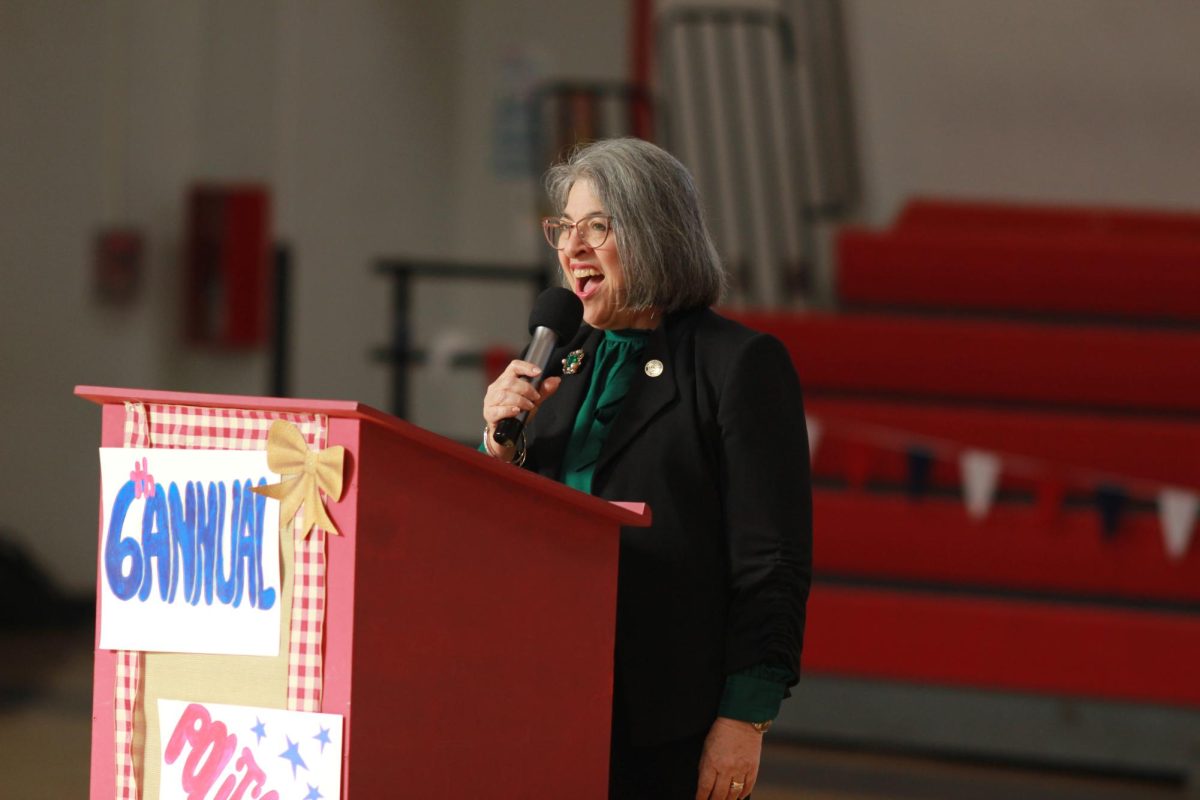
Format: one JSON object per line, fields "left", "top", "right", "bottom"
{"left": 561, "top": 328, "right": 651, "bottom": 494}
{"left": 559, "top": 329, "right": 794, "bottom": 724}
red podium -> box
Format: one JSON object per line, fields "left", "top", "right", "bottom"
{"left": 78, "top": 386, "right": 650, "bottom": 799}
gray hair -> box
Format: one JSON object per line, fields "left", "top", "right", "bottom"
{"left": 545, "top": 138, "right": 726, "bottom": 313}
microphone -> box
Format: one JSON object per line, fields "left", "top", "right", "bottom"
{"left": 492, "top": 287, "right": 583, "bottom": 449}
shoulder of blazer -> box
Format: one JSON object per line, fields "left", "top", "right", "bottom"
{"left": 687, "top": 307, "right": 769, "bottom": 348}
{"left": 669, "top": 306, "right": 779, "bottom": 380}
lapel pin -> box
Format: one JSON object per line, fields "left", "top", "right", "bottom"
{"left": 644, "top": 359, "right": 664, "bottom": 378}
{"left": 562, "top": 349, "right": 586, "bottom": 375}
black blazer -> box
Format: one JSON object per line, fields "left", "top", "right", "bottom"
{"left": 524, "top": 306, "right": 813, "bottom": 746}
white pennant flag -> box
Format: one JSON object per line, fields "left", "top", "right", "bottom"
{"left": 805, "top": 416, "right": 823, "bottom": 463}
{"left": 1158, "top": 488, "right": 1199, "bottom": 560}
{"left": 959, "top": 449, "right": 1002, "bottom": 520}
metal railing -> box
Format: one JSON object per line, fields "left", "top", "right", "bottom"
{"left": 371, "top": 259, "right": 547, "bottom": 419}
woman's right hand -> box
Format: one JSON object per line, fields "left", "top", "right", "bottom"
{"left": 481, "top": 359, "right": 562, "bottom": 461}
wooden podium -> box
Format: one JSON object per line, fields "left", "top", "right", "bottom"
{"left": 78, "top": 386, "right": 650, "bottom": 798}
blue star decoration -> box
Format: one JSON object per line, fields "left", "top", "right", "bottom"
{"left": 303, "top": 784, "right": 323, "bottom": 800}
{"left": 313, "top": 725, "right": 332, "bottom": 754}
{"left": 279, "top": 736, "right": 308, "bottom": 779}
{"left": 251, "top": 718, "right": 267, "bottom": 746}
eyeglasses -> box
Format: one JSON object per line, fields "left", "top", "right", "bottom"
{"left": 541, "top": 215, "right": 615, "bottom": 250}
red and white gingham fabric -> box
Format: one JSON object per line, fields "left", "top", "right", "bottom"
{"left": 114, "top": 403, "right": 150, "bottom": 800}
{"left": 115, "top": 401, "right": 330, "bottom": 799}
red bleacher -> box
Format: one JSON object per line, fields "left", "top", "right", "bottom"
{"left": 814, "top": 495, "right": 1199, "bottom": 604}
{"left": 838, "top": 198, "right": 1200, "bottom": 320}
{"left": 896, "top": 197, "right": 1200, "bottom": 241}
{"left": 736, "top": 311, "right": 1200, "bottom": 412}
{"left": 729, "top": 198, "right": 1200, "bottom": 709}
{"left": 804, "top": 585, "right": 1200, "bottom": 708}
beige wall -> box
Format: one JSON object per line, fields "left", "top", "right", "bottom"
{"left": 0, "top": 0, "right": 462, "bottom": 590}
{"left": 846, "top": 0, "right": 1200, "bottom": 223}
{"left": 1, "top": 0, "right": 1198, "bottom": 590}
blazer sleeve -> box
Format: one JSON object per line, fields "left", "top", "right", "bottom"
{"left": 716, "top": 332, "right": 813, "bottom": 679}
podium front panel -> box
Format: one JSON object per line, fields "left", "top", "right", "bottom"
{"left": 81, "top": 388, "right": 634, "bottom": 799}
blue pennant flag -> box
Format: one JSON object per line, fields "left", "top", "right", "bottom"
{"left": 1095, "top": 484, "right": 1128, "bottom": 539}
{"left": 906, "top": 446, "right": 935, "bottom": 499}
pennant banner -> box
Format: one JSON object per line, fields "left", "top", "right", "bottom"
{"left": 1095, "top": 485, "right": 1129, "bottom": 539}
{"left": 843, "top": 440, "right": 874, "bottom": 490}
{"left": 1159, "top": 488, "right": 1199, "bottom": 560}
{"left": 905, "top": 447, "right": 934, "bottom": 499}
{"left": 806, "top": 416, "right": 823, "bottom": 463}
{"left": 959, "top": 449, "right": 1002, "bottom": 521}
{"left": 1035, "top": 476, "right": 1067, "bottom": 525}
{"left": 806, "top": 413, "right": 1200, "bottom": 544}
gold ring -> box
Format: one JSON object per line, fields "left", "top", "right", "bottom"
{"left": 730, "top": 780, "right": 745, "bottom": 791}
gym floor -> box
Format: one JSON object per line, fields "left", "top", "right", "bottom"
{"left": 1, "top": 626, "right": 1185, "bottom": 800}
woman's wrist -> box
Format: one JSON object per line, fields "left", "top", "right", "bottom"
{"left": 482, "top": 425, "right": 510, "bottom": 460}
{"left": 482, "top": 424, "right": 526, "bottom": 466}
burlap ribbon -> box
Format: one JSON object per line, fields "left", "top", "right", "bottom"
{"left": 251, "top": 419, "right": 345, "bottom": 537}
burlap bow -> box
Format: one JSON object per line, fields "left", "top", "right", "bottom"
{"left": 251, "top": 420, "right": 345, "bottom": 538}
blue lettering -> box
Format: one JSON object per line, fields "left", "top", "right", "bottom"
{"left": 216, "top": 482, "right": 238, "bottom": 606}
{"left": 104, "top": 476, "right": 276, "bottom": 613}
{"left": 232, "top": 480, "right": 261, "bottom": 609}
{"left": 196, "top": 482, "right": 225, "bottom": 606}
{"left": 253, "top": 479, "right": 275, "bottom": 610}
{"left": 168, "top": 482, "right": 198, "bottom": 605}
{"left": 104, "top": 481, "right": 142, "bottom": 600}
{"left": 138, "top": 488, "right": 171, "bottom": 602}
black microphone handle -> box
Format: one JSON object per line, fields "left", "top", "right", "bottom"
{"left": 492, "top": 375, "right": 542, "bottom": 447}
{"left": 492, "top": 326, "right": 556, "bottom": 449}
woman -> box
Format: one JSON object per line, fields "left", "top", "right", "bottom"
{"left": 481, "top": 138, "right": 811, "bottom": 800}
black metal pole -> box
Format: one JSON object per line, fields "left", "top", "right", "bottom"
{"left": 270, "top": 243, "right": 291, "bottom": 398}
{"left": 390, "top": 269, "right": 412, "bottom": 419}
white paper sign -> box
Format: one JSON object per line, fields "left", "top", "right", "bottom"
{"left": 98, "top": 448, "right": 281, "bottom": 656}
{"left": 158, "top": 699, "right": 343, "bottom": 800}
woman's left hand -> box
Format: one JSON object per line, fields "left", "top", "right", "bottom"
{"left": 695, "top": 717, "right": 762, "bottom": 799}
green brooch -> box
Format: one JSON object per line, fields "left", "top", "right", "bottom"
{"left": 562, "top": 349, "right": 586, "bottom": 375}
